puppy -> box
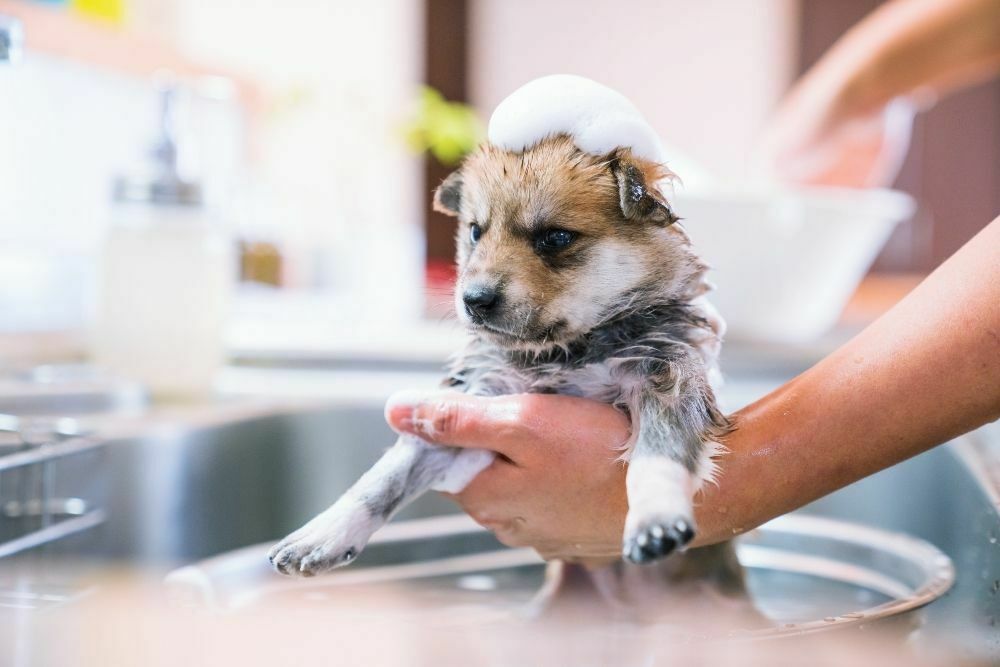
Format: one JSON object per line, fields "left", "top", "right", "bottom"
{"left": 268, "top": 135, "right": 741, "bottom": 601}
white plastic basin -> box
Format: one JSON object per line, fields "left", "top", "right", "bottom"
{"left": 676, "top": 187, "right": 915, "bottom": 342}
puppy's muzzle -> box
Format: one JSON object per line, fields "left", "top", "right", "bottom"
{"left": 463, "top": 284, "right": 502, "bottom": 322}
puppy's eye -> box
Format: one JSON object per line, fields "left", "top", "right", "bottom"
{"left": 469, "top": 223, "right": 482, "bottom": 245}
{"left": 536, "top": 228, "right": 576, "bottom": 251}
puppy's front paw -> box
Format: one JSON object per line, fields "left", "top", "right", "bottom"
{"left": 268, "top": 536, "right": 360, "bottom": 577}
{"left": 267, "top": 509, "right": 376, "bottom": 577}
{"left": 622, "top": 516, "right": 695, "bottom": 564}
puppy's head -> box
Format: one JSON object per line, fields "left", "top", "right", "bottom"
{"left": 435, "top": 135, "right": 699, "bottom": 350}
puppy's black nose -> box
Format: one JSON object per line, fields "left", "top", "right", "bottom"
{"left": 463, "top": 285, "right": 500, "bottom": 319}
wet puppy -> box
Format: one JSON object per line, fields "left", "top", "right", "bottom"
{"left": 268, "top": 135, "right": 743, "bottom": 602}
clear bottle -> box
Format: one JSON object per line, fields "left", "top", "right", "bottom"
{"left": 93, "top": 82, "right": 233, "bottom": 400}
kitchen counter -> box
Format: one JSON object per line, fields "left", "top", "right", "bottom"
{"left": 1, "top": 272, "right": 925, "bottom": 369}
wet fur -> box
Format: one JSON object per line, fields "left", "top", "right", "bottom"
{"left": 268, "top": 136, "right": 745, "bottom": 609}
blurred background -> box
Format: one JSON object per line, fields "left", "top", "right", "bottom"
{"left": 0, "top": 2, "right": 998, "bottom": 664}
{"left": 1, "top": 0, "right": 997, "bottom": 370}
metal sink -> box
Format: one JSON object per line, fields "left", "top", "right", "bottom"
{"left": 1, "top": 381, "right": 997, "bottom": 660}
{"left": 164, "top": 511, "right": 956, "bottom": 642}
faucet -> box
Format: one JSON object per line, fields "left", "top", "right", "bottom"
{"left": 0, "top": 14, "right": 23, "bottom": 64}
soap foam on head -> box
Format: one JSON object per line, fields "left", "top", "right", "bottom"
{"left": 487, "top": 74, "right": 668, "bottom": 164}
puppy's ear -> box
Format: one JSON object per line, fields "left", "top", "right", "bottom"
{"left": 433, "top": 170, "right": 463, "bottom": 217}
{"left": 610, "top": 155, "right": 678, "bottom": 226}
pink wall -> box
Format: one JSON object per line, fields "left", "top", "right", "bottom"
{"left": 469, "top": 0, "right": 798, "bottom": 184}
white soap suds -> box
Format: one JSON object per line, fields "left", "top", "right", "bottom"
{"left": 488, "top": 74, "right": 668, "bottom": 164}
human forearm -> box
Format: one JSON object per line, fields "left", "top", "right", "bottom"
{"left": 825, "top": 0, "right": 1000, "bottom": 116}
{"left": 693, "top": 217, "right": 1000, "bottom": 546}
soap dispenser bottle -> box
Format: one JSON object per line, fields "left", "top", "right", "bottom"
{"left": 93, "top": 80, "right": 234, "bottom": 400}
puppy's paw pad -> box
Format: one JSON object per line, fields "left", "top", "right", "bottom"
{"left": 622, "top": 517, "right": 695, "bottom": 564}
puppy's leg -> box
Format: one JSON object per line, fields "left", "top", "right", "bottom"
{"left": 268, "top": 434, "right": 493, "bottom": 576}
{"left": 623, "top": 449, "right": 695, "bottom": 564}
{"left": 622, "top": 389, "right": 727, "bottom": 564}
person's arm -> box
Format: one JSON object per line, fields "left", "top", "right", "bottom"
{"left": 695, "top": 215, "right": 1000, "bottom": 544}
{"left": 761, "top": 0, "right": 1000, "bottom": 186}
{"left": 830, "top": 0, "right": 1000, "bottom": 109}
{"left": 386, "top": 218, "right": 1000, "bottom": 562}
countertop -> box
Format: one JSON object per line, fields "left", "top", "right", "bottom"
{"left": 0, "top": 273, "right": 925, "bottom": 367}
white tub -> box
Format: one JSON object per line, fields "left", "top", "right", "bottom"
{"left": 676, "top": 187, "right": 915, "bottom": 342}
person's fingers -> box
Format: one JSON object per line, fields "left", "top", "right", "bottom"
{"left": 446, "top": 456, "right": 522, "bottom": 510}
{"left": 384, "top": 391, "right": 629, "bottom": 460}
{"left": 384, "top": 391, "right": 530, "bottom": 458}
{"left": 760, "top": 94, "right": 916, "bottom": 187}
{"left": 439, "top": 460, "right": 527, "bottom": 537}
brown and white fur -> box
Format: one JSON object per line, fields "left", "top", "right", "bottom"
{"left": 268, "top": 135, "right": 744, "bottom": 608}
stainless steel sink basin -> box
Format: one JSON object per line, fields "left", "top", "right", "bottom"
{"left": 68, "top": 404, "right": 463, "bottom": 563}
{"left": 2, "top": 382, "right": 998, "bottom": 661}
{"left": 165, "top": 512, "right": 955, "bottom": 642}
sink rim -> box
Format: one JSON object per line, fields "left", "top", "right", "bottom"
{"left": 166, "top": 512, "right": 954, "bottom": 639}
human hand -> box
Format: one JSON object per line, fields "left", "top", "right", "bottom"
{"left": 384, "top": 392, "right": 631, "bottom": 566}
{"left": 759, "top": 65, "right": 916, "bottom": 188}
{"left": 759, "top": 0, "right": 1000, "bottom": 187}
